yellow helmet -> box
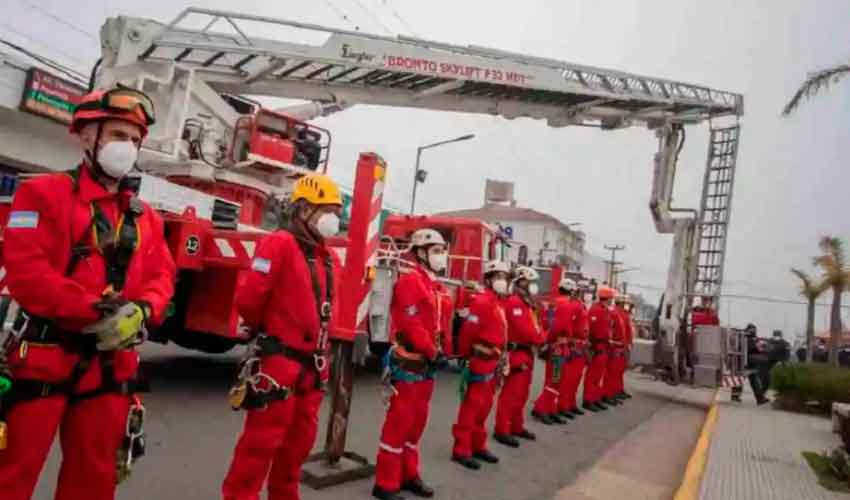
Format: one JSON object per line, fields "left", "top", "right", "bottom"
{"left": 290, "top": 174, "right": 342, "bottom": 206}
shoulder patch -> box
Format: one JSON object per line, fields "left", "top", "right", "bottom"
{"left": 405, "top": 305, "right": 418, "bottom": 316}
{"left": 251, "top": 257, "right": 272, "bottom": 274}
{"left": 512, "top": 307, "right": 523, "bottom": 316}
{"left": 7, "top": 211, "right": 39, "bottom": 229}
{"left": 467, "top": 314, "right": 479, "bottom": 324}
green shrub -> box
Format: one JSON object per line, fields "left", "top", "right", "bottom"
{"left": 771, "top": 363, "right": 850, "bottom": 413}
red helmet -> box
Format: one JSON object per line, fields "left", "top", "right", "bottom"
{"left": 598, "top": 287, "right": 616, "bottom": 300}
{"left": 71, "top": 87, "right": 155, "bottom": 137}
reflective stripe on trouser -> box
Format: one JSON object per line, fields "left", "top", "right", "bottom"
{"left": 532, "top": 359, "right": 560, "bottom": 415}
{"left": 494, "top": 367, "right": 533, "bottom": 436}
{"left": 583, "top": 353, "right": 608, "bottom": 404}
{"left": 222, "top": 372, "right": 323, "bottom": 500}
{"left": 558, "top": 356, "right": 586, "bottom": 412}
{"left": 452, "top": 377, "right": 497, "bottom": 458}
{"left": 0, "top": 393, "right": 130, "bottom": 500}
{"left": 375, "top": 378, "right": 435, "bottom": 491}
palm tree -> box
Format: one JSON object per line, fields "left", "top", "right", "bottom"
{"left": 813, "top": 236, "right": 850, "bottom": 365}
{"left": 783, "top": 63, "right": 850, "bottom": 115}
{"left": 790, "top": 268, "right": 825, "bottom": 362}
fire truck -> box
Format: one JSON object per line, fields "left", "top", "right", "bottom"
{"left": 0, "top": 7, "right": 743, "bottom": 485}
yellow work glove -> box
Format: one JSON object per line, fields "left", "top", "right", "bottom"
{"left": 83, "top": 302, "right": 147, "bottom": 351}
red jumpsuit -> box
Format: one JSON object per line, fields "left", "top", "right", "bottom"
{"left": 617, "top": 308, "right": 634, "bottom": 395}
{"left": 0, "top": 165, "right": 175, "bottom": 500}
{"left": 583, "top": 302, "right": 612, "bottom": 405}
{"left": 494, "top": 294, "right": 544, "bottom": 436}
{"left": 604, "top": 308, "right": 627, "bottom": 399}
{"left": 557, "top": 297, "right": 589, "bottom": 414}
{"left": 375, "top": 264, "right": 441, "bottom": 493}
{"left": 435, "top": 282, "right": 454, "bottom": 357}
{"left": 452, "top": 289, "right": 507, "bottom": 458}
{"left": 532, "top": 296, "right": 570, "bottom": 416}
{"left": 222, "top": 230, "right": 340, "bottom": 500}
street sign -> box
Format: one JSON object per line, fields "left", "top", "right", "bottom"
{"left": 19, "top": 68, "right": 86, "bottom": 125}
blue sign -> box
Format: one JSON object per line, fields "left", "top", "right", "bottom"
{"left": 503, "top": 226, "right": 514, "bottom": 239}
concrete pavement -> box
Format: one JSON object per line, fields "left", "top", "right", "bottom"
{"left": 30, "top": 344, "right": 709, "bottom": 500}
{"left": 698, "top": 391, "right": 844, "bottom": 500}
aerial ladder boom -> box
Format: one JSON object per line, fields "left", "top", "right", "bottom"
{"left": 94, "top": 5, "right": 744, "bottom": 484}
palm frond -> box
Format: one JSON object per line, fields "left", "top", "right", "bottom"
{"left": 815, "top": 236, "right": 850, "bottom": 287}
{"left": 791, "top": 267, "right": 826, "bottom": 300}
{"left": 783, "top": 64, "right": 850, "bottom": 115}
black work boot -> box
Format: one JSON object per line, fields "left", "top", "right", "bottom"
{"left": 373, "top": 485, "right": 405, "bottom": 500}
{"left": 513, "top": 429, "right": 536, "bottom": 441}
{"left": 570, "top": 407, "right": 585, "bottom": 416}
{"left": 493, "top": 433, "right": 520, "bottom": 448}
{"left": 531, "top": 411, "right": 554, "bottom": 425}
{"left": 594, "top": 401, "right": 609, "bottom": 411}
{"left": 451, "top": 454, "right": 481, "bottom": 470}
{"left": 473, "top": 449, "right": 500, "bottom": 463}
{"left": 401, "top": 478, "right": 434, "bottom": 498}
{"left": 550, "top": 413, "right": 567, "bottom": 424}
{"left": 602, "top": 397, "right": 621, "bottom": 406}
{"left": 582, "top": 402, "right": 600, "bottom": 413}
{"left": 620, "top": 391, "right": 633, "bottom": 399}
{"left": 558, "top": 410, "right": 576, "bottom": 420}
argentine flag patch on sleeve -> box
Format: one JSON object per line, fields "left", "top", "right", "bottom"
{"left": 251, "top": 257, "right": 271, "bottom": 274}
{"left": 7, "top": 211, "right": 39, "bottom": 229}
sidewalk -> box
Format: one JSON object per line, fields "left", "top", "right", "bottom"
{"left": 699, "top": 391, "right": 844, "bottom": 500}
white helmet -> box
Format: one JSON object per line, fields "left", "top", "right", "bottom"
{"left": 484, "top": 260, "right": 510, "bottom": 276}
{"left": 513, "top": 266, "right": 539, "bottom": 282}
{"left": 559, "top": 277, "right": 577, "bottom": 291}
{"left": 410, "top": 228, "right": 446, "bottom": 249}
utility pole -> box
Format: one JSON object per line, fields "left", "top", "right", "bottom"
{"left": 604, "top": 244, "right": 625, "bottom": 287}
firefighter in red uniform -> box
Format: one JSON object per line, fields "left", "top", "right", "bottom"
{"left": 583, "top": 286, "right": 616, "bottom": 412}
{"left": 0, "top": 87, "right": 176, "bottom": 500}
{"left": 531, "top": 277, "right": 575, "bottom": 425}
{"left": 602, "top": 294, "right": 628, "bottom": 406}
{"left": 373, "top": 228, "right": 448, "bottom": 500}
{"left": 222, "top": 174, "right": 342, "bottom": 500}
{"left": 451, "top": 260, "right": 510, "bottom": 470}
{"left": 616, "top": 296, "right": 635, "bottom": 400}
{"left": 555, "top": 278, "right": 589, "bottom": 419}
{"left": 493, "top": 266, "right": 545, "bottom": 448}
{"left": 691, "top": 296, "right": 720, "bottom": 328}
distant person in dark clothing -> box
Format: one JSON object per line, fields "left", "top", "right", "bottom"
{"left": 745, "top": 324, "right": 771, "bottom": 405}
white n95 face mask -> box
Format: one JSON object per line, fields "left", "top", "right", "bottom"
{"left": 314, "top": 213, "right": 340, "bottom": 238}
{"left": 428, "top": 252, "right": 448, "bottom": 272}
{"left": 97, "top": 141, "right": 138, "bottom": 179}
{"left": 492, "top": 279, "right": 508, "bottom": 295}
{"left": 528, "top": 283, "right": 539, "bottom": 296}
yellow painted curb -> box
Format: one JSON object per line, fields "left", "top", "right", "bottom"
{"left": 673, "top": 391, "right": 720, "bottom": 500}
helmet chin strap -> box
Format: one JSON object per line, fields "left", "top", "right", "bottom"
{"left": 292, "top": 204, "right": 322, "bottom": 245}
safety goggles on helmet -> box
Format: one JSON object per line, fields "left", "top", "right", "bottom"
{"left": 76, "top": 87, "right": 156, "bottom": 126}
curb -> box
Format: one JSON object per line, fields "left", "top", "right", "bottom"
{"left": 672, "top": 390, "right": 720, "bottom": 500}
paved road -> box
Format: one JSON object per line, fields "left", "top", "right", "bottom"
{"left": 32, "top": 344, "right": 685, "bottom": 500}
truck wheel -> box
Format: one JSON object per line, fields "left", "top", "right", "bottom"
{"left": 171, "top": 330, "right": 240, "bottom": 354}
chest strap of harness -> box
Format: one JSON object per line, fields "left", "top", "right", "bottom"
{"left": 300, "top": 242, "right": 334, "bottom": 373}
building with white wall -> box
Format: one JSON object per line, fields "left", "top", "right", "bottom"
{"left": 0, "top": 51, "right": 85, "bottom": 174}
{"left": 437, "top": 179, "right": 588, "bottom": 272}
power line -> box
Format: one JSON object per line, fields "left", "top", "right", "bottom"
{"left": 14, "top": 0, "right": 98, "bottom": 42}
{"left": 0, "top": 38, "right": 87, "bottom": 85}
{"left": 320, "top": 0, "right": 361, "bottom": 30}
{"left": 0, "top": 22, "right": 90, "bottom": 70}
{"left": 348, "top": 0, "right": 394, "bottom": 34}
{"left": 627, "top": 283, "right": 850, "bottom": 310}
{"left": 378, "top": 0, "right": 419, "bottom": 36}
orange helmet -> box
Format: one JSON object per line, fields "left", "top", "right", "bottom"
{"left": 71, "top": 87, "right": 155, "bottom": 137}
{"left": 598, "top": 286, "right": 616, "bottom": 300}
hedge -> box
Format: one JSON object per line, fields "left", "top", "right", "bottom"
{"left": 772, "top": 363, "right": 850, "bottom": 413}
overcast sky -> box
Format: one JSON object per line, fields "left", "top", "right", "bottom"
{"left": 4, "top": 0, "right": 850, "bottom": 340}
